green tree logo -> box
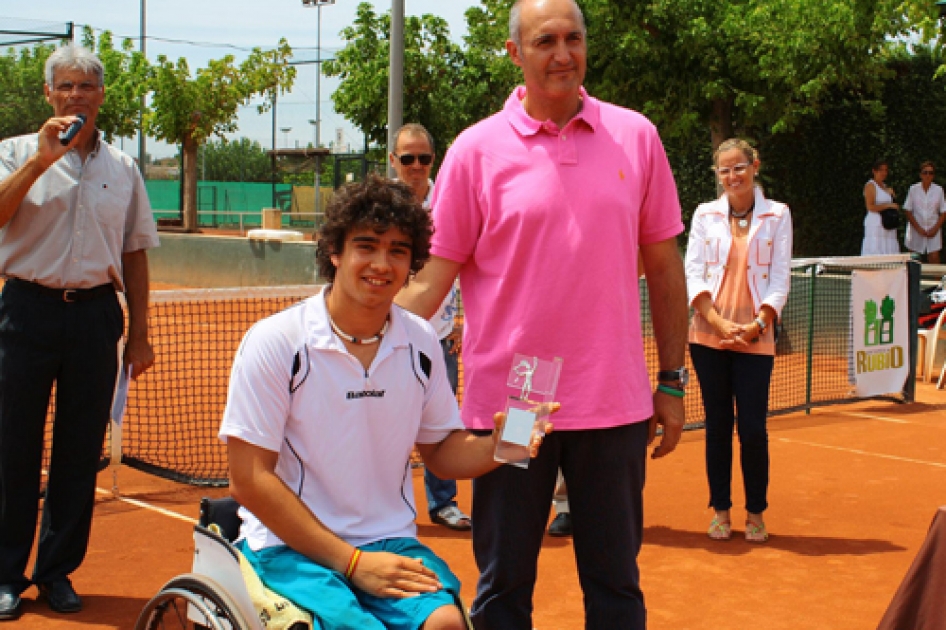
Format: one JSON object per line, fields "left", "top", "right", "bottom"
{"left": 864, "top": 296, "right": 896, "bottom": 347}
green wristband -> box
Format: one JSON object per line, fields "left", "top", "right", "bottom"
{"left": 656, "top": 383, "right": 685, "bottom": 398}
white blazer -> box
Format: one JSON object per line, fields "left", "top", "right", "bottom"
{"left": 684, "top": 187, "right": 793, "bottom": 317}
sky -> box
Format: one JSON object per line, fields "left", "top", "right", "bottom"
{"left": 3, "top": 0, "right": 481, "bottom": 158}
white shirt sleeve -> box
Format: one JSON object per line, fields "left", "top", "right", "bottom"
{"left": 415, "top": 328, "right": 464, "bottom": 444}
{"left": 219, "top": 321, "right": 295, "bottom": 452}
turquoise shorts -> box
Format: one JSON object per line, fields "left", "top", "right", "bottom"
{"left": 237, "top": 537, "right": 462, "bottom": 630}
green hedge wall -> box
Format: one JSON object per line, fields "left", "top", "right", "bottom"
{"left": 666, "top": 47, "right": 946, "bottom": 258}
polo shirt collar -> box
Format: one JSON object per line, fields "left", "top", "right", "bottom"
{"left": 307, "top": 285, "right": 409, "bottom": 352}
{"left": 505, "top": 85, "right": 599, "bottom": 137}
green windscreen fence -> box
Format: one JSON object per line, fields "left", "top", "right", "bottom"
{"left": 146, "top": 180, "right": 297, "bottom": 229}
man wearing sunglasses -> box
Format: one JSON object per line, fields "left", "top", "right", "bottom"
{"left": 903, "top": 161, "right": 946, "bottom": 264}
{"left": 389, "top": 124, "right": 472, "bottom": 533}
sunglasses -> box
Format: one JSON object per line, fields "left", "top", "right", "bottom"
{"left": 394, "top": 153, "right": 433, "bottom": 166}
{"left": 922, "top": 170, "right": 935, "bottom": 175}
{"left": 713, "top": 163, "right": 750, "bottom": 178}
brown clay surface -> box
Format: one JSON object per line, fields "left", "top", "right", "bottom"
{"left": 10, "top": 380, "right": 946, "bottom": 629}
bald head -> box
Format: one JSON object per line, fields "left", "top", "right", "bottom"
{"left": 509, "top": 0, "right": 586, "bottom": 46}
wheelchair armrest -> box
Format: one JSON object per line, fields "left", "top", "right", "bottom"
{"left": 199, "top": 497, "right": 243, "bottom": 543}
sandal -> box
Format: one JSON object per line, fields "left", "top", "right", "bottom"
{"left": 431, "top": 505, "right": 472, "bottom": 531}
{"left": 744, "top": 519, "right": 769, "bottom": 543}
{"left": 707, "top": 517, "right": 732, "bottom": 541}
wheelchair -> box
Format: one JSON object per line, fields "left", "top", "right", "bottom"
{"left": 135, "top": 497, "right": 474, "bottom": 630}
{"left": 134, "top": 497, "right": 262, "bottom": 630}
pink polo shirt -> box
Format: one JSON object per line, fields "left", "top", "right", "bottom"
{"left": 431, "top": 87, "right": 683, "bottom": 431}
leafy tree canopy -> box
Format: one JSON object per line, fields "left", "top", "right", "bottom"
{"left": 325, "top": 0, "right": 939, "bottom": 153}
{"left": 148, "top": 39, "right": 295, "bottom": 147}
{"left": 323, "top": 2, "right": 466, "bottom": 154}
{"left": 0, "top": 44, "right": 52, "bottom": 140}
{"left": 197, "top": 137, "right": 273, "bottom": 182}
{"left": 0, "top": 28, "right": 147, "bottom": 143}
{"left": 147, "top": 40, "right": 296, "bottom": 230}
{"left": 81, "top": 27, "right": 150, "bottom": 143}
{"left": 581, "top": 0, "right": 938, "bottom": 146}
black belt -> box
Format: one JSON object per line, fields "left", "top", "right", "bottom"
{"left": 6, "top": 278, "right": 115, "bottom": 303}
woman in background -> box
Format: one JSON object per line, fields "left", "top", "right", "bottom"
{"left": 903, "top": 161, "right": 946, "bottom": 263}
{"left": 684, "top": 138, "right": 793, "bottom": 543}
{"left": 862, "top": 159, "right": 900, "bottom": 256}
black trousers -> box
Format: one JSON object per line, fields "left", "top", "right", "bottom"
{"left": 470, "top": 421, "right": 649, "bottom": 630}
{"left": 689, "top": 343, "right": 774, "bottom": 514}
{"left": 0, "top": 280, "right": 122, "bottom": 592}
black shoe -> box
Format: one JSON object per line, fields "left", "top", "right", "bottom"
{"left": 548, "top": 512, "right": 573, "bottom": 537}
{"left": 39, "top": 579, "right": 82, "bottom": 613}
{"left": 0, "top": 586, "right": 21, "bottom": 621}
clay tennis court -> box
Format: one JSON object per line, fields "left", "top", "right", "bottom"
{"left": 13, "top": 376, "right": 946, "bottom": 629}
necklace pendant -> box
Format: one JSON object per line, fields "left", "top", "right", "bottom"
{"left": 738, "top": 219, "right": 748, "bottom": 228}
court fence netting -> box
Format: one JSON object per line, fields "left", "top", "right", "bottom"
{"left": 40, "top": 256, "right": 920, "bottom": 487}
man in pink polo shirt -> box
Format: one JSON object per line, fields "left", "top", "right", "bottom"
{"left": 397, "top": 0, "right": 688, "bottom": 627}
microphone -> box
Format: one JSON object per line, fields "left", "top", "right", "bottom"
{"left": 59, "top": 114, "right": 86, "bottom": 146}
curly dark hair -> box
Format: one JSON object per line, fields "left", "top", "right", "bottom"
{"left": 316, "top": 174, "right": 433, "bottom": 283}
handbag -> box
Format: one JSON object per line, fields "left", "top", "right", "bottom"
{"left": 881, "top": 208, "right": 900, "bottom": 230}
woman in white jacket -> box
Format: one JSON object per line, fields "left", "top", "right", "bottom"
{"left": 684, "top": 139, "right": 793, "bottom": 543}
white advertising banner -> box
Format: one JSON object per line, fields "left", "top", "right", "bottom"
{"left": 851, "top": 268, "right": 909, "bottom": 397}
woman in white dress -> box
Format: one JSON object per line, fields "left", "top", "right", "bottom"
{"left": 903, "top": 161, "right": 946, "bottom": 263}
{"left": 862, "top": 159, "right": 900, "bottom": 256}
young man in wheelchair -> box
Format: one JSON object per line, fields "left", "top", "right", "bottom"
{"left": 220, "top": 175, "right": 554, "bottom": 630}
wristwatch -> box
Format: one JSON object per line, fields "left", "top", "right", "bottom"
{"left": 657, "top": 367, "right": 689, "bottom": 388}
{"left": 754, "top": 317, "right": 767, "bottom": 332}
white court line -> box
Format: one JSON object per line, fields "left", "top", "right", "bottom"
{"left": 95, "top": 487, "right": 198, "bottom": 524}
{"left": 838, "top": 412, "right": 912, "bottom": 424}
{"left": 778, "top": 437, "right": 946, "bottom": 469}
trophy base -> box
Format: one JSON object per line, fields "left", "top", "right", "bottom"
{"left": 493, "top": 441, "right": 530, "bottom": 469}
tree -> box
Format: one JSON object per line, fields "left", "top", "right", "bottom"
{"left": 581, "top": 0, "right": 936, "bottom": 149}
{"left": 0, "top": 30, "right": 148, "bottom": 144}
{"left": 323, "top": 2, "right": 466, "bottom": 156}
{"left": 0, "top": 44, "right": 53, "bottom": 140}
{"left": 81, "top": 27, "right": 150, "bottom": 144}
{"left": 197, "top": 137, "right": 272, "bottom": 182}
{"left": 148, "top": 41, "right": 295, "bottom": 231}
{"left": 457, "top": 0, "right": 520, "bottom": 130}
{"left": 322, "top": 4, "right": 389, "bottom": 149}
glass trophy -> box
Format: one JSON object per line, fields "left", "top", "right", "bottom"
{"left": 494, "top": 354, "right": 563, "bottom": 469}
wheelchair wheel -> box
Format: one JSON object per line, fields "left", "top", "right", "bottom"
{"left": 135, "top": 573, "right": 252, "bottom": 630}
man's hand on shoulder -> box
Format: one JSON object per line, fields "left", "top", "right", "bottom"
{"left": 351, "top": 552, "right": 442, "bottom": 598}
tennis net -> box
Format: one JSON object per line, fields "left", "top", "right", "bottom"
{"left": 40, "top": 256, "right": 917, "bottom": 487}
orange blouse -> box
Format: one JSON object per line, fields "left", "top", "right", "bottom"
{"left": 689, "top": 234, "right": 775, "bottom": 356}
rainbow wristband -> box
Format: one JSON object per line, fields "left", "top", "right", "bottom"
{"left": 656, "top": 383, "right": 685, "bottom": 398}
{"left": 344, "top": 548, "right": 362, "bottom": 581}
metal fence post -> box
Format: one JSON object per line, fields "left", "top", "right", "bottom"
{"left": 905, "top": 259, "right": 920, "bottom": 403}
{"left": 806, "top": 264, "right": 816, "bottom": 414}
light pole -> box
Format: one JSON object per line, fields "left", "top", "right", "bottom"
{"left": 139, "top": 0, "right": 147, "bottom": 171}
{"left": 302, "top": 0, "right": 335, "bottom": 219}
{"left": 387, "top": 0, "right": 404, "bottom": 178}
{"left": 309, "top": 119, "right": 320, "bottom": 219}
{"left": 280, "top": 127, "right": 292, "bottom": 149}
